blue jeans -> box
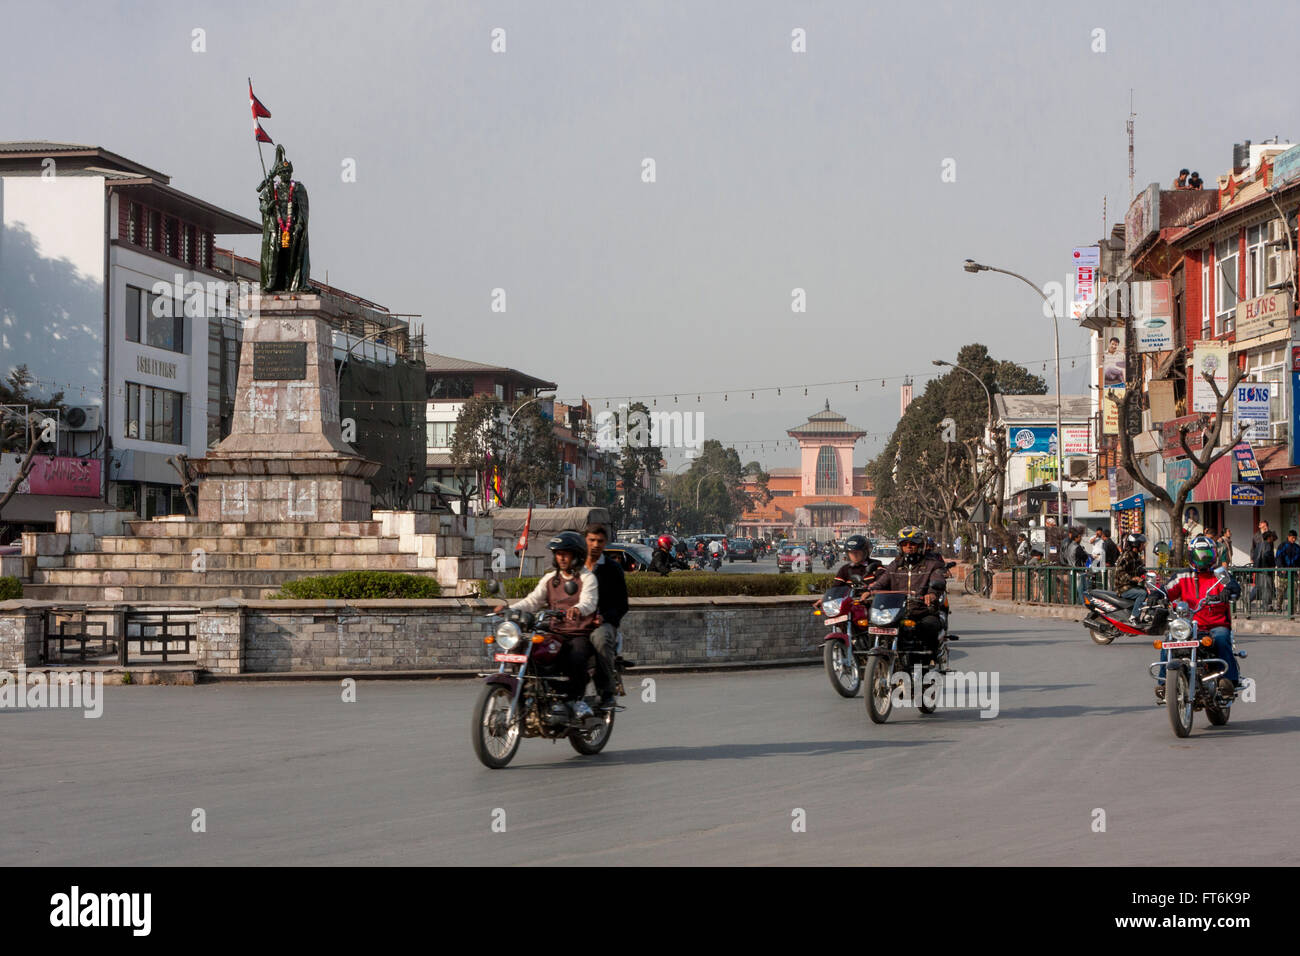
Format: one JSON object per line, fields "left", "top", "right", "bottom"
{"left": 1158, "top": 626, "right": 1239, "bottom": 684}
{"left": 1122, "top": 587, "right": 1146, "bottom": 622}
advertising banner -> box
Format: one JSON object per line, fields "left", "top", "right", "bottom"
{"left": 1101, "top": 327, "right": 1127, "bottom": 387}
{"left": 1232, "top": 442, "right": 1263, "bottom": 483}
{"left": 1133, "top": 280, "right": 1174, "bottom": 352}
{"left": 1165, "top": 457, "right": 1194, "bottom": 502}
{"left": 1235, "top": 292, "right": 1292, "bottom": 344}
{"left": 1071, "top": 246, "right": 1100, "bottom": 320}
{"left": 0, "top": 454, "right": 102, "bottom": 497}
{"left": 1192, "top": 341, "right": 1231, "bottom": 412}
{"left": 1231, "top": 483, "right": 1265, "bottom": 505}
{"left": 1007, "top": 425, "right": 1091, "bottom": 456}
{"left": 1234, "top": 383, "right": 1272, "bottom": 443}
{"left": 1103, "top": 387, "right": 1123, "bottom": 435}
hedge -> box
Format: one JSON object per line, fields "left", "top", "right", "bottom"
{"left": 475, "top": 572, "right": 836, "bottom": 600}
{"left": 274, "top": 571, "right": 441, "bottom": 600}
{"left": 0, "top": 577, "right": 21, "bottom": 601}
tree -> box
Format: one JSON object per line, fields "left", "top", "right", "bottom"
{"left": 449, "top": 394, "right": 506, "bottom": 513}
{"left": 615, "top": 402, "right": 664, "bottom": 527}
{"left": 502, "top": 402, "right": 561, "bottom": 507}
{"left": 0, "top": 366, "right": 65, "bottom": 536}
{"left": 1114, "top": 366, "right": 1245, "bottom": 564}
{"left": 867, "top": 344, "right": 1045, "bottom": 551}
{"left": 669, "top": 441, "right": 748, "bottom": 531}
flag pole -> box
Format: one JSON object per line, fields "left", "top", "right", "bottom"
{"left": 250, "top": 77, "right": 268, "bottom": 179}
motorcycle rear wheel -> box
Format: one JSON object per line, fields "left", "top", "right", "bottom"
{"left": 866, "top": 657, "right": 893, "bottom": 724}
{"left": 472, "top": 684, "right": 522, "bottom": 769}
{"left": 1086, "top": 613, "right": 1116, "bottom": 645}
{"left": 824, "top": 640, "right": 861, "bottom": 698}
{"left": 1167, "top": 664, "right": 1193, "bottom": 738}
{"left": 569, "top": 706, "right": 615, "bottom": 755}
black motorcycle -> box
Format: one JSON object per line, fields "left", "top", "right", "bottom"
{"left": 472, "top": 608, "right": 631, "bottom": 768}
{"left": 863, "top": 591, "right": 955, "bottom": 724}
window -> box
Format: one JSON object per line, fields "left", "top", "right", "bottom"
{"left": 426, "top": 421, "right": 454, "bottom": 448}
{"left": 429, "top": 376, "right": 473, "bottom": 399}
{"left": 150, "top": 210, "right": 162, "bottom": 253}
{"left": 127, "top": 203, "right": 143, "bottom": 245}
{"left": 814, "top": 446, "right": 840, "bottom": 495}
{"left": 1245, "top": 223, "right": 1267, "bottom": 299}
{"left": 1245, "top": 347, "right": 1288, "bottom": 440}
{"left": 126, "top": 289, "right": 184, "bottom": 352}
{"left": 1215, "top": 236, "right": 1239, "bottom": 334}
{"left": 1201, "top": 252, "right": 1210, "bottom": 336}
{"left": 495, "top": 382, "right": 505, "bottom": 401}
{"left": 125, "top": 382, "right": 185, "bottom": 444}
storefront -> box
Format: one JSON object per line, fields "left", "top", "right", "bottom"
{"left": 1112, "top": 493, "right": 1146, "bottom": 536}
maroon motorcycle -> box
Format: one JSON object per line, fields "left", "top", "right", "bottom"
{"left": 472, "top": 607, "right": 627, "bottom": 769}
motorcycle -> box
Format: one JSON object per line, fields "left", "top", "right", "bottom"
{"left": 472, "top": 608, "right": 631, "bottom": 768}
{"left": 1149, "top": 568, "right": 1248, "bottom": 738}
{"left": 814, "top": 577, "right": 872, "bottom": 697}
{"left": 1081, "top": 571, "right": 1170, "bottom": 645}
{"left": 821, "top": 549, "right": 837, "bottom": 570}
{"left": 709, "top": 551, "right": 723, "bottom": 571}
{"left": 862, "top": 590, "right": 956, "bottom": 724}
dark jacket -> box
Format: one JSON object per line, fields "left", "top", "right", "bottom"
{"left": 1252, "top": 536, "right": 1277, "bottom": 568}
{"left": 1102, "top": 539, "right": 1120, "bottom": 566}
{"left": 1277, "top": 541, "right": 1300, "bottom": 568}
{"left": 1063, "top": 539, "right": 1087, "bottom": 567}
{"left": 590, "top": 555, "right": 629, "bottom": 627}
{"left": 834, "top": 559, "right": 882, "bottom": 586}
{"left": 649, "top": 548, "right": 674, "bottom": 576}
{"left": 1113, "top": 547, "right": 1145, "bottom": 592}
{"left": 870, "top": 555, "right": 947, "bottom": 601}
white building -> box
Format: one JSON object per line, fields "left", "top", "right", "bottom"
{"left": 1, "top": 141, "right": 260, "bottom": 522}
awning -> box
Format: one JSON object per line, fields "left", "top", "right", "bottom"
{"left": 1258, "top": 444, "right": 1298, "bottom": 478}
{"left": 0, "top": 494, "right": 105, "bottom": 524}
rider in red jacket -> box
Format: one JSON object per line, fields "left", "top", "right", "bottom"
{"left": 1157, "top": 534, "right": 1243, "bottom": 700}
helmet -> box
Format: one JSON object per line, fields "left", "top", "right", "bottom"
{"left": 844, "top": 534, "right": 870, "bottom": 555}
{"left": 547, "top": 531, "right": 587, "bottom": 560}
{"left": 1124, "top": 533, "right": 1147, "bottom": 550}
{"left": 1187, "top": 534, "right": 1217, "bottom": 570}
{"left": 897, "top": 526, "right": 925, "bottom": 547}
{"left": 657, "top": 534, "right": 673, "bottom": 551}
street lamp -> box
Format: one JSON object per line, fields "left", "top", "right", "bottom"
{"left": 502, "top": 392, "right": 555, "bottom": 508}
{"left": 932, "top": 359, "right": 993, "bottom": 436}
{"left": 963, "top": 259, "right": 1065, "bottom": 529}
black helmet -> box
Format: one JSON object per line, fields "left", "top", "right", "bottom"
{"left": 547, "top": 531, "right": 587, "bottom": 560}
{"left": 897, "top": 526, "right": 925, "bottom": 547}
{"left": 1124, "top": 533, "right": 1147, "bottom": 550}
{"left": 845, "top": 534, "right": 870, "bottom": 555}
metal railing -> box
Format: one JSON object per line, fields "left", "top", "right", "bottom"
{"left": 1008, "top": 565, "right": 1300, "bottom": 619}
{"left": 41, "top": 607, "right": 199, "bottom": 666}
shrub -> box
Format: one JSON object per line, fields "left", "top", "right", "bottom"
{"left": 0, "top": 577, "right": 21, "bottom": 601}
{"left": 274, "top": 571, "right": 441, "bottom": 600}
{"left": 473, "top": 572, "right": 833, "bottom": 600}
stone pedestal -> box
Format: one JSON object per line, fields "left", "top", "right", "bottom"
{"left": 194, "top": 295, "right": 379, "bottom": 523}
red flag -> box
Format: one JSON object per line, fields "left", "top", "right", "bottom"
{"left": 249, "top": 80, "right": 271, "bottom": 119}
{"left": 515, "top": 504, "right": 532, "bottom": 556}
{"left": 253, "top": 119, "right": 273, "bottom": 144}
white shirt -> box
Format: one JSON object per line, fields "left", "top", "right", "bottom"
{"left": 510, "top": 568, "right": 599, "bottom": 617}
{"left": 708, "top": 541, "right": 723, "bottom": 555}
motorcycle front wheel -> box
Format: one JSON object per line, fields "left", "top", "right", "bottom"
{"left": 824, "top": 640, "right": 861, "bottom": 698}
{"left": 1206, "top": 702, "right": 1231, "bottom": 726}
{"left": 569, "top": 706, "right": 615, "bottom": 755}
{"left": 1167, "top": 663, "right": 1194, "bottom": 738}
{"left": 472, "top": 684, "right": 522, "bottom": 769}
{"left": 866, "top": 657, "right": 894, "bottom": 724}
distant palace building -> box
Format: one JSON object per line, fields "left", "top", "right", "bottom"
{"left": 736, "top": 401, "right": 875, "bottom": 541}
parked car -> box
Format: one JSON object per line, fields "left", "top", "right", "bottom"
{"left": 728, "top": 538, "right": 756, "bottom": 562}
{"left": 603, "top": 542, "right": 655, "bottom": 572}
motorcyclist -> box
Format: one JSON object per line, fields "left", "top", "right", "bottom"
{"left": 869, "top": 526, "right": 947, "bottom": 655}
{"left": 1157, "top": 534, "right": 1244, "bottom": 702}
{"left": 649, "top": 534, "right": 676, "bottom": 576}
{"left": 814, "top": 534, "right": 880, "bottom": 610}
{"left": 584, "top": 523, "right": 627, "bottom": 711}
{"left": 707, "top": 538, "right": 724, "bottom": 565}
{"left": 494, "top": 531, "right": 599, "bottom": 715}
{"left": 1114, "top": 532, "right": 1148, "bottom": 624}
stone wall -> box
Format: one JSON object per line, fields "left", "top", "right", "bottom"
{"left": 0, "top": 605, "right": 44, "bottom": 669}
{"left": 197, "top": 595, "right": 823, "bottom": 674}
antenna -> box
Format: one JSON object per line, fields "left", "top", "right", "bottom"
{"left": 1103, "top": 194, "right": 1107, "bottom": 239}
{"left": 1126, "top": 90, "right": 1136, "bottom": 203}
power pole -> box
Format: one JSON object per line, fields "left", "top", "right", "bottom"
{"left": 1127, "top": 90, "right": 1136, "bottom": 203}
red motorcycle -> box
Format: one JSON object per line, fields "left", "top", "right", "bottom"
{"left": 1080, "top": 571, "right": 1170, "bottom": 646}
{"left": 814, "top": 578, "right": 873, "bottom": 697}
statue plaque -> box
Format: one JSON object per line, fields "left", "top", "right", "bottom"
{"left": 253, "top": 342, "right": 307, "bottom": 380}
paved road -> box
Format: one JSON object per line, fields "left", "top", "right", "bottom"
{"left": 2, "top": 608, "right": 1296, "bottom": 866}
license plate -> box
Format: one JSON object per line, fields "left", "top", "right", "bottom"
{"left": 868, "top": 626, "right": 898, "bottom": 635}
{"left": 493, "top": 653, "right": 528, "bottom": 663}
{"left": 1160, "top": 641, "right": 1200, "bottom": 649}
{"left": 825, "top": 615, "right": 848, "bottom": 625}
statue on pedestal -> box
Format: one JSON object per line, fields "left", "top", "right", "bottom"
{"left": 257, "top": 145, "right": 312, "bottom": 292}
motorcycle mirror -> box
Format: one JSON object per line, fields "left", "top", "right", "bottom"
{"left": 563, "top": 579, "right": 579, "bottom": 596}
{"left": 849, "top": 573, "right": 864, "bottom": 585}
{"left": 1214, "top": 566, "right": 1229, "bottom": 580}
{"left": 483, "top": 579, "right": 502, "bottom": 595}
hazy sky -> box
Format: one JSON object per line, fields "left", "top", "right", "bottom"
{"left": 5, "top": 0, "right": 1296, "bottom": 470}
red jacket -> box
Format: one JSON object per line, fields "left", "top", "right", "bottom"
{"left": 1163, "top": 570, "right": 1238, "bottom": 631}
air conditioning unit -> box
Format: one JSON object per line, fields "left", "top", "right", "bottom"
{"left": 1266, "top": 219, "right": 1289, "bottom": 246}
{"left": 63, "top": 405, "right": 101, "bottom": 432}
{"left": 1065, "top": 457, "right": 1091, "bottom": 481}
{"left": 1266, "top": 249, "right": 1294, "bottom": 288}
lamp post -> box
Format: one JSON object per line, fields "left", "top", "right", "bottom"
{"left": 932, "top": 359, "right": 993, "bottom": 438}
{"left": 502, "top": 392, "right": 555, "bottom": 508}
{"left": 963, "top": 259, "right": 1065, "bottom": 529}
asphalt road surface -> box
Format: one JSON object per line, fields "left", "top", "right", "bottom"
{"left": 2, "top": 608, "right": 1296, "bottom": 866}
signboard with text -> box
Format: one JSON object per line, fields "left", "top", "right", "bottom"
{"left": 1133, "top": 280, "right": 1174, "bottom": 352}
{"left": 1192, "top": 341, "right": 1231, "bottom": 412}
{"left": 1235, "top": 292, "right": 1292, "bottom": 344}
{"left": 1234, "top": 383, "right": 1272, "bottom": 443}
{"left": 1231, "top": 483, "right": 1264, "bottom": 506}
{"left": 1232, "top": 442, "right": 1263, "bottom": 483}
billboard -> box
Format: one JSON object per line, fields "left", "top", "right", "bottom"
{"left": 1071, "top": 246, "right": 1100, "bottom": 320}
{"left": 1133, "top": 280, "right": 1174, "bottom": 352}
{"left": 1007, "top": 425, "right": 1091, "bottom": 456}
{"left": 1191, "top": 341, "right": 1231, "bottom": 412}
{"left": 1125, "top": 183, "right": 1161, "bottom": 257}
{"left": 1233, "top": 383, "right": 1272, "bottom": 443}
{"left": 1101, "top": 327, "right": 1126, "bottom": 386}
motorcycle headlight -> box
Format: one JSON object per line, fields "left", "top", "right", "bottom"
{"left": 870, "top": 606, "right": 896, "bottom": 625}
{"left": 1168, "top": 619, "right": 1192, "bottom": 642}
{"left": 823, "top": 598, "right": 844, "bottom": 617}
{"left": 494, "top": 620, "right": 523, "bottom": 651}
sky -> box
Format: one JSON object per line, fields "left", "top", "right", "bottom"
{"left": 4, "top": 0, "right": 1298, "bottom": 472}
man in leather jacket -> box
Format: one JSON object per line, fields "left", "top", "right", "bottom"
{"left": 869, "top": 526, "right": 947, "bottom": 655}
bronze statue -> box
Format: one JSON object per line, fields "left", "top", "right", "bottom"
{"left": 257, "top": 145, "right": 311, "bottom": 292}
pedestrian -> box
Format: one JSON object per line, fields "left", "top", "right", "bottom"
{"left": 1100, "top": 528, "right": 1120, "bottom": 567}
{"left": 1278, "top": 530, "right": 1300, "bottom": 568}
{"left": 1217, "top": 528, "right": 1234, "bottom": 567}
{"left": 1252, "top": 525, "right": 1277, "bottom": 610}
{"left": 1089, "top": 528, "right": 1106, "bottom": 568}
{"left": 1172, "top": 168, "right": 1189, "bottom": 189}
{"left": 1016, "top": 533, "right": 1030, "bottom": 563}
